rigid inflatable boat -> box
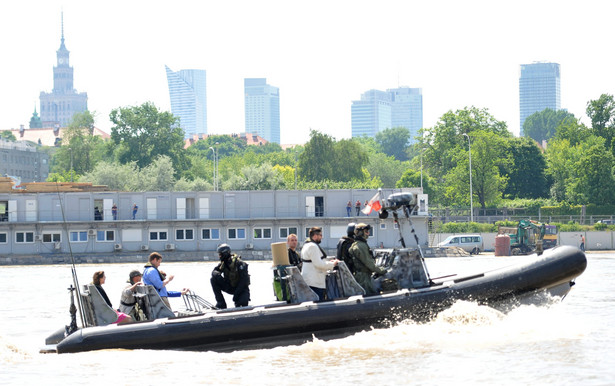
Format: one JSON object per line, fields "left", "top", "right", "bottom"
{"left": 49, "top": 245, "right": 586, "bottom": 354}
{"left": 45, "top": 192, "right": 587, "bottom": 354}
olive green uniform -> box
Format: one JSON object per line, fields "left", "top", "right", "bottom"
{"left": 349, "top": 237, "right": 386, "bottom": 295}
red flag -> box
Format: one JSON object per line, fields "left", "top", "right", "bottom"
{"left": 362, "top": 192, "right": 381, "bottom": 215}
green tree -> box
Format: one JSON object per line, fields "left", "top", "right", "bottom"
{"left": 522, "top": 108, "right": 577, "bottom": 144}
{"left": 297, "top": 130, "right": 336, "bottom": 181}
{"left": 140, "top": 155, "right": 176, "bottom": 191}
{"left": 53, "top": 111, "right": 108, "bottom": 176}
{"left": 586, "top": 94, "right": 615, "bottom": 150}
{"left": 553, "top": 117, "right": 591, "bottom": 146}
{"left": 366, "top": 152, "right": 409, "bottom": 188}
{"left": 333, "top": 139, "right": 369, "bottom": 182}
{"left": 109, "top": 102, "right": 188, "bottom": 172}
{"left": 443, "top": 131, "right": 509, "bottom": 209}
{"left": 223, "top": 163, "right": 283, "bottom": 190}
{"left": 568, "top": 142, "right": 615, "bottom": 205}
{"left": 396, "top": 168, "right": 436, "bottom": 201}
{"left": 1, "top": 130, "right": 16, "bottom": 141}
{"left": 545, "top": 138, "right": 576, "bottom": 201}
{"left": 375, "top": 127, "right": 411, "bottom": 161}
{"left": 81, "top": 161, "right": 141, "bottom": 191}
{"left": 421, "top": 106, "right": 510, "bottom": 180}
{"left": 503, "top": 137, "right": 550, "bottom": 199}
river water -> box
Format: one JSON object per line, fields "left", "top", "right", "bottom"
{"left": 1, "top": 252, "right": 613, "bottom": 385}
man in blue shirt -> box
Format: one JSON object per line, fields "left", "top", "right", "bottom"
{"left": 143, "top": 252, "right": 186, "bottom": 309}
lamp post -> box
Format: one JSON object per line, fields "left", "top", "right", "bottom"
{"left": 420, "top": 146, "right": 423, "bottom": 189}
{"left": 69, "top": 147, "right": 73, "bottom": 182}
{"left": 462, "top": 133, "right": 473, "bottom": 222}
{"left": 209, "top": 143, "right": 219, "bottom": 191}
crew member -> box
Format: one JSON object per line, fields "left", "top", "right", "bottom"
{"left": 119, "top": 270, "right": 145, "bottom": 321}
{"left": 336, "top": 223, "right": 356, "bottom": 273}
{"left": 301, "top": 227, "right": 338, "bottom": 301}
{"left": 143, "top": 252, "right": 187, "bottom": 309}
{"left": 211, "top": 244, "right": 250, "bottom": 309}
{"left": 287, "top": 233, "right": 302, "bottom": 270}
{"left": 349, "top": 223, "right": 386, "bottom": 295}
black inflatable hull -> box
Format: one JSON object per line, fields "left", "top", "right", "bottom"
{"left": 55, "top": 246, "right": 586, "bottom": 354}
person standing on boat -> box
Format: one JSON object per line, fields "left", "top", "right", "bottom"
{"left": 349, "top": 223, "right": 386, "bottom": 295}
{"left": 287, "top": 233, "right": 302, "bottom": 270}
{"left": 92, "top": 271, "right": 132, "bottom": 324}
{"left": 211, "top": 244, "right": 251, "bottom": 309}
{"left": 143, "top": 252, "right": 186, "bottom": 309}
{"left": 301, "top": 226, "right": 338, "bottom": 301}
{"left": 119, "top": 270, "right": 145, "bottom": 321}
{"left": 336, "top": 223, "right": 356, "bottom": 273}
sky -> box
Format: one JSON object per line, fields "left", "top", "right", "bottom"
{"left": 1, "top": 0, "right": 614, "bottom": 145}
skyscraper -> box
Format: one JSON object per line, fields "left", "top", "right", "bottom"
{"left": 388, "top": 87, "right": 423, "bottom": 142}
{"left": 165, "top": 66, "right": 207, "bottom": 138}
{"left": 351, "top": 87, "right": 422, "bottom": 140}
{"left": 244, "top": 78, "right": 280, "bottom": 144}
{"left": 39, "top": 13, "right": 88, "bottom": 128}
{"left": 519, "top": 62, "right": 561, "bottom": 131}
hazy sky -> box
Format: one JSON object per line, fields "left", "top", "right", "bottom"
{"left": 2, "top": 0, "right": 614, "bottom": 144}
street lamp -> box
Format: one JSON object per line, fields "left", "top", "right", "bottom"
{"left": 209, "top": 142, "right": 219, "bottom": 191}
{"left": 69, "top": 147, "right": 73, "bottom": 182}
{"left": 462, "top": 133, "right": 473, "bottom": 222}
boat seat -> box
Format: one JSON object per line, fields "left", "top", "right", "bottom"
{"left": 80, "top": 284, "right": 118, "bottom": 327}
{"left": 135, "top": 285, "right": 175, "bottom": 319}
{"left": 284, "top": 266, "right": 319, "bottom": 303}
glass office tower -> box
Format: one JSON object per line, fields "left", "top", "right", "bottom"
{"left": 519, "top": 62, "right": 561, "bottom": 131}
{"left": 244, "top": 78, "right": 280, "bottom": 144}
{"left": 165, "top": 66, "right": 207, "bottom": 138}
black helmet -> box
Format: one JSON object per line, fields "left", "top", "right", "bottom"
{"left": 346, "top": 222, "right": 356, "bottom": 237}
{"left": 217, "top": 243, "right": 232, "bottom": 259}
{"left": 129, "top": 270, "right": 142, "bottom": 280}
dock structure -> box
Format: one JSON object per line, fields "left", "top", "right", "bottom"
{"left": 0, "top": 188, "right": 429, "bottom": 264}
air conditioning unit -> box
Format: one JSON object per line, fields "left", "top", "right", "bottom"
{"left": 165, "top": 243, "right": 175, "bottom": 251}
{"left": 54, "top": 242, "right": 61, "bottom": 250}
{"left": 245, "top": 243, "right": 254, "bottom": 250}
{"left": 34, "top": 235, "right": 42, "bottom": 241}
{"left": 141, "top": 245, "right": 149, "bottom": 251}
{"left": 114, "top": 243, "right": 122, "bottom": 251}
{"left": 88, "top": 229, "right": 96, "bottom": 236}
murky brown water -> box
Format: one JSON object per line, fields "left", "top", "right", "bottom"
{"left": 1, "top": 253, "right": 613, "bottom": 385}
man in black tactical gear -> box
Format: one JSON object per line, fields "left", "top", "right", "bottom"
{"left": 210, "top": 244, "right": 250, "bottom": 309}
{"left": 336, "top": 222, "right": 356, "bottom": 273}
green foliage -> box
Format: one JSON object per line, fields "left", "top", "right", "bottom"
{"left": 503, "top": 137, "right": 550, "bottom": 199}
{"left": 375, "top": 127, "right": 411, "bottom": 161}
{"left": 367, "top": 153, "right": 409, "bottom": 188}
{"left": 174, "top": 177, "right": 213, "bottom": 192}
{"left": 437, "top": 222, "right": 497, "bottom": 233}
{"left": 396, "top": 168, "right": 436, "bottom": 199}
{"left": 47, "top": 170, "right": 82, "bottom": 182}
{"left": 1, "top": 130, "right": 16, "bottom": 141}
{"left": 109, "top": 102, "right": 188, "bottom": 173}
{"left": 81, "top": 161, "right": 140, "bottom": 191}
{"left": 586, "top": 93, "right": 615, "bottom": 150}
{"left": 522, "top": 108, "right": 577, "bottom": 143}
{"left": 223, "top": 163, "right": 283, "bottom": 191}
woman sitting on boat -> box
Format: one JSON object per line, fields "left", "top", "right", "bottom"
{"left": 92, "top": 271, "right": 133, "bottom": 324}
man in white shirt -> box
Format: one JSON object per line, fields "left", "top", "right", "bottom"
{"left": 301, "top": 227, "right": 338, "bottom": 300}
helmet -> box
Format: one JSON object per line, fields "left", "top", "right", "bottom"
{"left": 346, "top": 223, "right": 356, "bottom": 237}
{"left": 129, "top": 270, "right": 142, "bottom": 280}
{"left": 217, "top": 243, "right": 232, "bottom": 259}
{"left": 354, "top": 223, "right": 372, "bottom": 238}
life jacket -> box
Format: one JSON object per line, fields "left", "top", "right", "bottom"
{"left": 350, "top": 237, "right": 374, "bottom": 274}
{"left": 143, "top": 262, "right": 164, "bottom": 281}
{"left": 218, "top": 254, "right": 245, "bottom": 288}
{"left": 337, "top": 236, "right": 355, "bottom": 272}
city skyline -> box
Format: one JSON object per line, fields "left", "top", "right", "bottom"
{"left": 244, "top": 78, "right": 280, "bottom": 144}
{"left": 1, "top": 1, "right": 614, "bottom": 145}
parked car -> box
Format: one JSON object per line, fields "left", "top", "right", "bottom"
{"left": 437, "top": 234, "right": 483, "bottom": 254}
{"left": 597, "top": 219, "right": 615, "bottom": 225}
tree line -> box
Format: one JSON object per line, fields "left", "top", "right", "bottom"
{"left": 40, "top": 94, "right": 615, "bottom": 210}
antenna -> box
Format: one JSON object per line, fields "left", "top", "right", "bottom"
{"left": 61, "top": 10, "right": 65, "bottom": 45}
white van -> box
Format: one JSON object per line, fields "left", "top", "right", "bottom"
{"left": 437, "top": 234, "right": 483, "bottom": 254}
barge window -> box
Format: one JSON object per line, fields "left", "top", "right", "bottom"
{"left": 202, "top": 228, "right": 220, "bottom": 240}
{"left": 253, "top": 227, "right": 272, "bottom": 239}
{"left": 42, "top": 233, "right": 61, "bottom": 243}
{"left": 279, "top": 227, "right": 298, "bottom": 239}
{"left": 150, "top": 231, "right": 168, "bottom": 241}
{"left": 16, "top": 231, "right": 34, "bottom": 243}
{"left": 176, "top": 229, "right": 194, "bottom": 240}
{"left": 228, "top": 228, "right": 246, "bottom": 240}
{"left": 70, "top": 231, "right": 88, "bottom": 242}
{"left": 97, "top": 230, "right": 115, "bottom": 242}
{"left": 0, "top": 233, "right": 6, "bottom": 243}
